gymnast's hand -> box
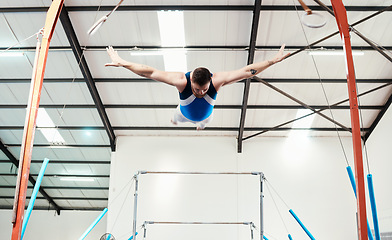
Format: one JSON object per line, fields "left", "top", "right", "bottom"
{"left": 270, "top": 44, "right": 290, "bottom": 64}
{"left": 105, "top": 46, "right": 126, "bottom": 67}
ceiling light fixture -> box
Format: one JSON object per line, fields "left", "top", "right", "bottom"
{"left": 0, "top": 51, "right": 24, "bottom": 57}
{"left": 308, "top": 49, "right": 365, "bottom": 56}
{"left": 60, "top": 177, "right": 95, "bottom": 182}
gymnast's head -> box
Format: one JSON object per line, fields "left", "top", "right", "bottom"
{"left": 191, "top": 67, "right": 212, "bottom": 98}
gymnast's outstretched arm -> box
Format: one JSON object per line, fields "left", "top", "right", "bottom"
{"left": 105, "top": 46, "right": 186, "bottom": 91}
{"left": 212, "top": 44, "right": 290, "bottom": 90}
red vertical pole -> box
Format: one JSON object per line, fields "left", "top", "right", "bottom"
{"left": 11, "top": 1, "right": 64, "bottom": 239}
{"left": 330, "top": 0, "right": 368, "bottom": 239}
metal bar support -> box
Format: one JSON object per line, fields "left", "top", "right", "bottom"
{"left": 260, "top": 173, "right": 265, "bottom": 240}
{"left": 11, "top": 1, "right": 64, "bottom": 239}
{"left": 132, "top": 173, "right": 139, "bottom": 240}
{"left": 330, "top": 1, "right": 368, "bottom": 239}
{"left": 237, "top": 0, "right": 262, "bottom": 153}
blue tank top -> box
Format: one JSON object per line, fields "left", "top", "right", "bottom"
{"left": 179, "top": 72, "right": 217, "bottom": 122}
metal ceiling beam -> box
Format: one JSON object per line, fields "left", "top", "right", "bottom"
{"left": 237, "top": 0, "right": 261, "bottom": 153}
{"left": 0, "top": 140, "right": 62, "bottom": 214}
{"left": 2, "top": 78, "right": 392, "bottom": 84}
{"left": 59, "top": 7, "right": 116, "bottom": 151}
{"left": 0, "top": 104, "right": 384, "bottom": 110}
{"left": 0, "top": 185, "right": 109, "bottom": 190}
{"left": 0, "top": 126, "right": 369, "bottom": 132}
{"left": 253, "top": 76, "right": 351, "bottom": 132}
{"left": 1, "top": 5, "right": 390, "bottom": 12}
{"left": 349, "top": 28, "right": 392, "bottom": 143}
{"left": 0, "top": 206, "right": 107, "bottom": 211}
{"left": 5, "top": 144, "right": 111, "bottom": 148}
{"left": 0, "top": 196, "right": 108, "bottom": 201}
{"left": 242, "top": 81, "right": 392, "bottom": 140}
{"left": 0, "top": 160, "right": 110, "bottom": 164}
{"left": 286, "top": 5, "right": 392, "bottom": 59}
{"left": 352, "top": 29, "right": 392, "bottom": 63}
{"left": 0, "top": 173, "right": 110, "bottom": 178}
{"left": 364, "top": 93, "right": 392, "bottom": 142}
{"left": 3, "top": 45, "right": 392, "bottom": 51}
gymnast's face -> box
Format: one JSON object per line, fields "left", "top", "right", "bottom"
{"left": 191, "top": 81, "right": 210, "bottom": 98}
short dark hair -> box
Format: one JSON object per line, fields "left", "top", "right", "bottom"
{"left": 192, "top": 67, "right": 211, "bottom": 86}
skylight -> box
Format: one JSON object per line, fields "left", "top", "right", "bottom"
{"left": 157, "top": 10, "right": 187, "bottom": 72}
{"left": 288, "top": 109, "right": 315, "bottom": 139}
{"left": 36, "top": 108, "right": 65, "bottom": 144}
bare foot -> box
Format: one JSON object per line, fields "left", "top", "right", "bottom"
{"left": 171, "top": 119, "right": 178, "bottom": 125}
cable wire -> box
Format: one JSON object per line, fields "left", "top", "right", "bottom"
{"left": 265, "top": 182, "right": 290, "bottom": 235}
{"left": 292, "top": 0, "right": 350, "bottom": 166}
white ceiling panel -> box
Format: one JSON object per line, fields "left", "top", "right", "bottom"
{"left": 36, "top": 51, "right": 84, "bottom": 78}
{"left": 0, "top": 82, "right": 93, "bottom": 104}
{"left": 43, "top": 108, "right": 103, "bottom": 126}
{"left": 0, "top": 51, "right": 83, "bottom": 79}
{"left": 84, "top": 50, "right": 165, "bottom": 78}
{"left": 81, "top": 189, "right": 108, "bottom": 198}
{"left": 0, "top": 0, "right": 51, "bottom": 7}
{"left": 0, "top": 176, "right": 15, "bottom": 185}
{"left": 64, "top": 0, "right": 255, "bottom": 6}
{"left": 211, "top": 109, "right": 242, "bottom": 127}
{"left": 89, "top": 200, "right": 108, "bottom": 208}
{"left": 184, "top": 11, "right": 252, "bottom": 46}
{"left": 187, "top": 51, "right": 249, "bottom": 73}
{"left": 0, "top": 54, "right": 35, "bottom": 79}
{"left": 40, "top": 82, "right": 94, "bottom": 104}
{"left": 0, "top": 12, "right": 70, "bottom": 48}
{"left": 70, "top": 11, "right": 162, "bottom": 46}
{"left": 0, "top": 130, "right": 23, "bottom": 144}
{"left": 0, "top": 188, "right": 19, "bottom": 197}
{"left": 257, "top": 11, "right": 339, "bottom": 46}
{"left": 27, "top": 147, "right": 111, "bottom": 162}
{"left": 97, "top": 82, "right": 178, "bottom": 104}
{"left": 43, "top": 189, "right": 108, "bottom": 199}
{"left": 30, "top": 163, "right": 67, "bottom": 176}
{"left": 0, "top": 83, "right": 32, "bottom": 104}
{"left": 214, "top": 83, "right": 245, "bottom": 105}
{"left": 0, "top": 109, "right": 26, "bottom": 125}
{"left": 0, "top": 152, "right": 8, "bottom": 160}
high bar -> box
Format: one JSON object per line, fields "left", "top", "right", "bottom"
{"left": 144, "top": 221, "right": 254, "bottom": 225}
{"left": 137, "top": 171, "right": 263, "bottom": 175}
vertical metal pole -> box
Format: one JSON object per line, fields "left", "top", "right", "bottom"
{"left": 132, "top": 173, "right": 139, "bottom": 240}
{"left": 330, "top": 1, "right": 368, "bottom": 239}
{"left": 260, "top": 173, "right": 264, "bottom": 240}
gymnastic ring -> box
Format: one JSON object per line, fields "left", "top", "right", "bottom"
{"left": 301, "top": 12, "right": 327, "bottom": 28}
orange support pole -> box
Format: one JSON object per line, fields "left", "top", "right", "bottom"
{"left": 11, "top": 1, "right": 64, "bottom": 239}
{"left": 330, "top": 0, "right": 368, "bottom": 239}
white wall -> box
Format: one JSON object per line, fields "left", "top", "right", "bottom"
{"left": 108, "top": 133, "right": 392, "bottom": 240}
{"left": 365, "top": 103, "right": 392, "bottom": 233}
{"left": 0, "top": 209, "right": 107, "bottom": 240}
